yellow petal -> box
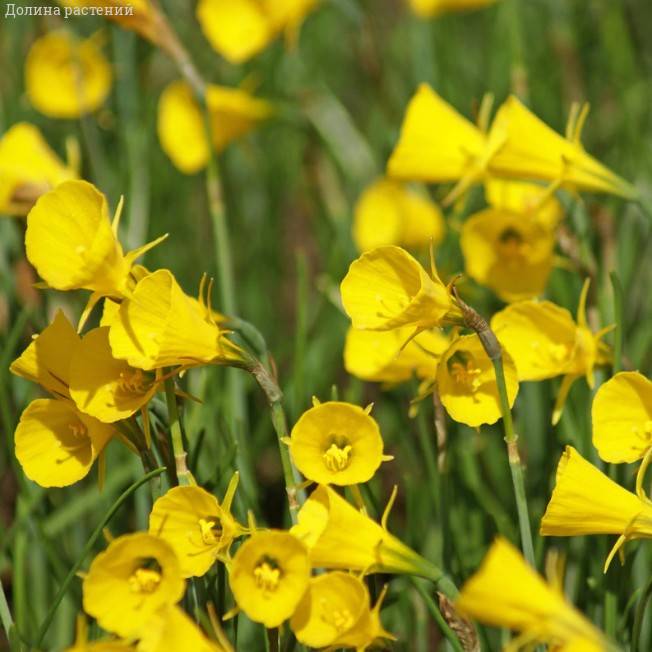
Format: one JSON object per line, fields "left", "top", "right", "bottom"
{"left": 15, "top": 398, "right": 113, "bottom": 487}
{"left": 489, "top": 96, "right": 637, "bottom": 199}
{"left": 491, "top": 300, "right": 578, "bottom": 381}
{"left": 0, "top": 122, "right": 76, "bottom": 215}
{"left": 344, "top": 325, "right": 447, "bottom": 383}
{"left": 409, "top": 0, "right": 497, "bottom": 18}
{"left": 340, "top": 245, "right": 453, "bottom": 330}
{"left": 436, "top": 333, "right": 519, "bottom": 427}
{"left": 157, "top": 81, "right": 210, "bottom": 174}
{"left": 592, "top": 371, "right": 652, "bottom": 464}
{"left": 352, "top": 178, "right": 445, "bottom": 253}
{"left": 10, "top": 309, "right": 79, "bottom": 398}
{"left": 25, "top": 31, "right": 112, "bottom": 119}
{"left": 25, "top": 180, "right": 130, "bottom": 295}
{"left": 460, "top": 207, "right": 555, "bottom": 302}
{"left": 387, "top": 84, "right": 486, "bottom": 183}
{"left": 196, "top": 0, "right": 273, "bottom": 64}
{"left": 69, "top": 327, "right": 157, "bottom": 423}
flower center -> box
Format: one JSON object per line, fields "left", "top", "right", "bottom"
{"left": 198, "top": 517, "right": 223, "bottom": 545}
{"left": 128, "top": 568, "right": 162, "bottom": 594}
{"left": 118, "top": 368, "right": 150, "bottom": 394}
{"left": 447, "top": 351, "right": 482, "bottom": 392}
{"left": 254, "top": 556, "right": 282, "bottom": 594}
{"left": 323, "top": 441, "right": 353, "bottom": 472}
{"left": 496, "top": 227, "right": 529, "bottom": 261}
{"left": 320, "top": 601, "right": 354, "bottom": 632}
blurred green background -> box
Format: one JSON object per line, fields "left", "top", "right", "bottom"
{"left": 1, "top": 0, "right": 652, "bottom": 649}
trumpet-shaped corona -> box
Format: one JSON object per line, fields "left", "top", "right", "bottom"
{"left": 460, "top": 207, "right": 555, "bottom": 302}
{"left": 25, "top": 31, "right": 112, "bottom": 119}
{"left": 290, "top": 572, "right": 394, "bottom": 650}
{"left": 344, "top": 326, "right": 448, "bottom": 384}
{"left": 456, "top": 537, "right": 606, "bottom": 649}
{"left": 289, "top": 401, "right": 391, "bottom": 485}
{"left": 14, "top": 398, "right": 113, "bottom": 487}
{"left": 229, "top": 530, "right": 311, "bottom": 628}
{"left": 437, "top": 334, "right": 518, "bottom": 427}
{"left": 489, "top": 96, "right": 637, "bottom": 199}
{"left": 108, "top": 269, "right": 243, "bottom": 370}
{"left": 340, "top": 246, "right": 458, "bottom": 331}
{"left": 352, "top": 179, "right": 445, "bottom": 253}
{"left": 82, "top": 533, "right": 185, "bottom": 639}
{"left": 149, "top": 477, "right": 246, "bottom": 577}
{"left": 592, "top": 371, "right": 652, "bottom": 463}
{"left": 540, "top": 446, "right": 652, "bottom": 571}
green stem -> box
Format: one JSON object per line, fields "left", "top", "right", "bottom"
{"left": 163, "top": 376, "right": 192, "bottom": 486}
{"left": 0, "top": 572, "right": 13, "bottom": 640}
{"left": 610, "top": 271, "right": 624, "bottom": 373}
{"left": 411, "top": 579, "right": 464, "bottom": 652}
{"left": 492, "top": 355, "right": 536, "bottom": 568}
{"left": 35, "top": 467, "right": 166, "bottom": 647}
{"left": 633, "top": 573, "right": 652, "bottom": 652}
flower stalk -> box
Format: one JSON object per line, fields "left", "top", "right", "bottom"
{"left": 163, "top": 375, "right": 192, "bottom": 486}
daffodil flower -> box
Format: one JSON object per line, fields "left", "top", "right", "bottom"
{"left": 489, "top": 96, "right": 637, "bottom": 200}
{"left": 288, "top": 400, "right": 393, "bottom": 486}
{"left": 387, "top": 84, "right": 505, "bottom": 205}
{"left": 437, "top": 333, "right": 519, "bottom": 427}
{"left": 25, "top": 180, "right": 168, "bottom": 330}
{"left": 0, "top": 123, "right": 77, "bottom": 216}
{"left": 456, "top": 537, "right": 608, "bottom": 650}
{"left": 290, "top": 571, "right": 395, "bottom": 651}
{"left": 195, "top": 0, "right": 319, "bottom": 64}
{"left": 352, "top": 178, "right": 445, "bottom": 253}
{"left": 228, "top": 530, "right": 311, "bottom": 628}
{"left": 592, "top": 371, "right": 652, "bottom": 464}
{"left": 25, "top": 31, "right": 112, "bottom": 119}
{"left": 540, "top": 446, "right": 652, "bottom": 572}
{"left": 83, "top": 533, "right": 185, "bottom": 639}
{"left": 157, "top": 80, "right": 272, "bottom": 174}
{"left": 491, "top": 280, "right": 612, "bottom": 424}
{"left": 149, "top": 474, "right": 247, "bottom": 577}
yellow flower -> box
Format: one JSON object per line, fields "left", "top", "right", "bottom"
{"left": 291, "top": 485, "right": 450, "bottom": 589}
{"left": 0, "top": 122, "right": 77, "bottom": 216}
{"left": 229, "top": 530, "right": 311, "bottom": 628}
{"left": 387, "top": 84, "right": 504, "bottom": 204}
{"left": 137, "top": 605, "right": 226, "bottom": 652}
{"left": 10, "top": 309, "right": 80, "bottom": 399}
{"left": 290, "top": 572, "right": 394, "bottom": 650}
{"left": 491, "top": 282, "right": 612, "bottom": 424}
{"left": 108, "top": 269, "right": 243, "bottom": 371}
{"left": 409, "top": 0, "right": 496, "bottom": 18}
{"left": 25, "top": 180, "right": 167, "bottom": 327}
{"left": 344, "top": 325, "right": 448, "bottom": 384}
{"left": 352, "top": 178, "right": 444, "bottom": 253}
{"left": 489, "top": 96, "right": 637, "bottom": 199}
{"left": 69, "top": 327, "right": 158, "bottom": 423}
{"left": 157, "top": 80, "right": 272, "bottom": 174}
{"left": 456, "top": 537, "right": 606, "bottom": 650}
{"left": 196, "top": 0, "right": 319, "bottom": 64}
{"left": 437, "top": 333, "right": 518, "bottom": 427}
{"left": 148, "top": 476, "right": 246, "bottom": 577}
{"left": 83, "top": 532, "right": 185, "bottom": 638}
{"left": 25, "top": 31, "right": 112, "bottom": 119}
{"left": 484, "top": 179, "right": 563, "bottom": 230}
{"left": 340, "top": 245, "right": 460, "bottom": 332}
{"left": 460, "top": 207, "right": 555, "bottom": 302}
{"left": 592, "top": 371, "right": 652, "bottom": 464}
{"left": 288, "top": 400, "right": 391, "bottom": 486}
{"left": 540, "top": 446, "right": 652, "bottom": 571}
{"left": 14, "top": 398, "right": 113, "bottom": 487}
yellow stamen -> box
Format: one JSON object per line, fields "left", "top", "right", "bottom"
{"left": 198, "top": 517, "right": 222, "bottom": 545}
{"left": 254, "top": 559, "right": 281, "bottom": 593}
{"left": 128, "top": 567, "right": 161, "bottom": 593}
{"left": 323, "top": 442, "right": 353, "bottom": 472}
